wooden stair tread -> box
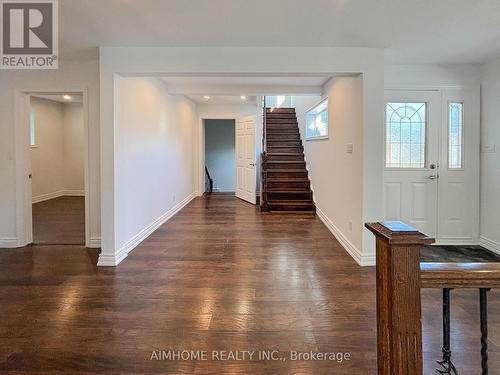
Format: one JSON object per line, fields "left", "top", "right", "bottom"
{"left": 263, "top": 107, "right": 315, "bottom": 213}
{"left": 266, "top": 153, "right": 304, "bottom": 156}
{"left": 266, "top": 148, "right": 302, "bottom": 150}
{"left": 267, "top": 178, "right": 310, "bottom": 181}
{"left": 266, "top": 160, "right": 304, "bottom": 163}
{"left": 268, "top": 145, "right": 304, "bottom": 150}
{"left": 267, "top": 188, "right": 312, "bottom": 194}
{"left": 268, "top": 200, "right": 314, "bottom": 205}
{"left": 266, "top": 169, "right": 307, "bottom": 172}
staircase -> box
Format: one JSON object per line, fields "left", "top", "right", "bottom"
{"left": 262, "top": 108, "right": 316, "bottom": 213}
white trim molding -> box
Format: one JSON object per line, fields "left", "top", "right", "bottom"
{"left": 316, "top": 206, "right": 375, "bottom": 267}
{"left": 434, "top": 239, "right": 477, "bottom": 246}
{"left": 97, "top": 192, "right": 196, "bottom": 267}
{"left": 97, "top": 245, "right": 128, "bottom": 267}
{"left": 32, "top": 191, "right": 64, "bottom": 204}
{"left": 0, "top": 238, "right": 19, "bottom": 248}
{"left": 480, "top": 236, "right": 500, "bottom": 256}
{"left": 87, "top": 237, "right": 101, "bottom": 249}
{"left": 32, "top": 190, "right": 85, "bottom": 204}
{"left": 62, "top": 190, "right": 85, "bottom": 196}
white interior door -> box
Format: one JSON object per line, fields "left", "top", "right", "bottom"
{"left": 235, "top": 116, "right": 257, "bottom": 204}
{"left": 383, "top": 90, "right": 441, "bottom": 237}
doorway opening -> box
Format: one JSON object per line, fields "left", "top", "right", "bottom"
{"left": 29, "top": 94, "right": 86, "bottom": 245}
{"left": 13, "top": 89, "right": 91, "bottom": 248}
{"left": 203, "top": 119, "right": 236, "bottom": 195}
{"left": 200, "top": 113, "right": 258, "bottom": 206}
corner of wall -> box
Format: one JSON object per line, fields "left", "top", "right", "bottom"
{"left": 362, "top": 61, "right": 385, "bottom": 263}
{"left": 316, "top": 205, "right": 375, "bottom": 266}
{"left": 97, "top": 191, "right": 196, "bottom": 266}
{"left": 480, "top": 236, "right": 500, "bottom": 256}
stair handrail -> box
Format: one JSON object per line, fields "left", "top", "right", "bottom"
{"left": 260, "top": 96, "right": 268, "bottom": 211}
{"left": 262, "top": 95, "right": 267, "bottom": 154}
{"left": 420, "top": 262, "right": 500, "bottom": 375}
{"left": 420, "top": 262, "right": 500, "bottom": 288}
{"left": 205, "top": 166, "right": 213, "bottom": 193}
{"left": 366, "top": 220, "right": 500, "bottom": 374}
{"left": 260, "top": 152, "right": 268, "bottom": 212}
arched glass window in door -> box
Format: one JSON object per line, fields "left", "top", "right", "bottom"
{"left": 386, "top": 102, "right": 426, "bottom": 168}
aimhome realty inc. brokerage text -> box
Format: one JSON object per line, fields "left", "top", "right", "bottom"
{"left": 150, "top": 350, "right": 352, "bottom": 363}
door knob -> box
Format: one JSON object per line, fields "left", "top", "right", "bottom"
{"left": 428, "top": 175, "right": 438, "bottom": 180}
{"left": 249, "top": 163, "right": 256, "bottom": 166}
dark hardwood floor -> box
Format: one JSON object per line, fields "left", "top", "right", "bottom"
{"left": 1, "top": 195, "right": 499, "bottom": 374}
{"left": 32, "top": 196, "right": 85, "bottom": 245}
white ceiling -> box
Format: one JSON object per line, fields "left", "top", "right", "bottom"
{"left": 31, "top": 93, "right": 83, "bottom": 103}
{"left": 60, "top": 0, "right": 500, "bottom": 65}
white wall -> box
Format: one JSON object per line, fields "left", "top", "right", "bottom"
{"left": 197, "top": 103, "right": 260, "bottom": 119}
{"left": 103, "top": 76, "right": 197, "bottom": 265}
{"left": 30, "top": 97, "right": 65, "bottom": 200}
{"left": 385, "top": 64, "right": 480, "bottom": 88}
{"left": 30, "top": 98, "right": 85, "bottom": 202}
{"left": 480, "top": 56, "right": 500, "bottom": 253}
{"left": 63, "top": 103, "right": 85, "bottom": 192}
{"left": 204, "top": 119, "right": 235, "bottom": 192}
{"left": 293, "top": 77, "right": 366, "bottom": 264}
{"left": 293, "top": 95, "right": 322, "bottom": 132}
{"left": 0, "top": 60, "right": 100, "bottom": 248}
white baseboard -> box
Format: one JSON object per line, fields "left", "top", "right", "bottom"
{"left": 97, "top": 192, "right": 196, "bottom": 267}
{"left": 97, "top": 247, "right": 128, "bottom": 267}
{"left": 32, "top": 190, "right": 63, "bottom": 203}
{"left": 316, "top": 206, "right": 375, "bottom": 266}
{"left": 480, "top": 236, "right": 500, "bottom": 256}
{"left": 87, "top": 237, "right": 101, "bottom": 248}
{"left": 62, "top": 189, "right": 85, "bottom": 196}
{"left": 32, "top": 189, "right": 84, "bottom": 203}
{"left": 0, "top": 238, "right": 18, "bottom": 248}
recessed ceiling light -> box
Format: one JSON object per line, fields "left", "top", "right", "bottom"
{"left": 240, "top": 95, "right": 247, "bottom": 100}
{"left": 203, "top": 96, "right": 210, "bottom": 100}
{"left": 63, "top": 95, "right": 72, "bottom": 100}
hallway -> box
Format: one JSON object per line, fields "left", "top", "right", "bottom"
{"left": 0, "top": 195, "right": 498, "bottom": 374}
{"left": 32, "top": 196, "right": 85, "bottom": 245}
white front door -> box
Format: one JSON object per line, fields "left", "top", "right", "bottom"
{"left": 383, "top": 89, "right": 480, "bottom": 243}
{"left": 384, "top": 90, "right": 441, "bottom": 237}
{"left": 235, "top": 116, "right": 257, "bottom": 204}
